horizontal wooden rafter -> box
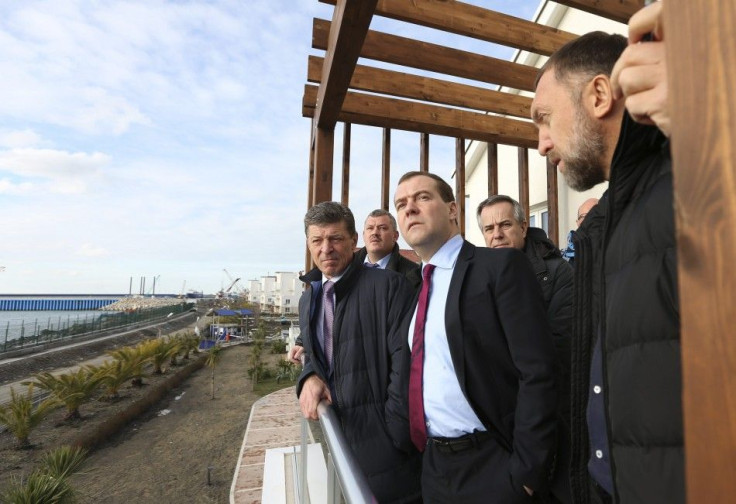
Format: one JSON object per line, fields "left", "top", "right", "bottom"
{"left": 312, "top": 18, "right": 538, "bottom": 92}
{"left": 553, "top": 0, "right": 644, "bottom": 24}
{"left": 302, "top": 84, "right": 538, "bottom": 149}
{"left": 308, "top": 55, "right": 532, "bottom": 119}
{"left": 320, "top": 0, "right": 577, "bottom": 57}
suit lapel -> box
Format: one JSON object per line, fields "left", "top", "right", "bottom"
{"left": 445, "top": 240, "right": 473, "bottom": 392}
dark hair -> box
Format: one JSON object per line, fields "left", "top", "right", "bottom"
{"left": 304, "top": 201, "right": 357, "bottom": 236}
{"left": 535, "top": 31, "right": 627, "bottom": 91}
{"left": 476, "top": 195, "right": 526, "bottom": 229}
{"left": 366, "top": 209, "right": 398, "bottom": 231}
{"left": 397, "top": 171, "right": 455, "bottom": 203}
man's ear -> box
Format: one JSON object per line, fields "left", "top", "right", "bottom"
{"left": 585, "top": 75, "right": 616, "bottom": 119}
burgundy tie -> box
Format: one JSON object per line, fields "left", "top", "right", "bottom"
{"left": 409, "top": 263, "right": 435, "bottom": 452}
{"left": 323, "top": 280, "right": 335, "bottom": 369}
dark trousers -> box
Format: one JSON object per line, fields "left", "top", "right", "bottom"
{"left": 421, "top": 434, "right": 536, "bottom": 504}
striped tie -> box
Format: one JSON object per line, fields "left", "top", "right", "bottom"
{"left": 323, "top": 280, "right": 335, "bottom": 368}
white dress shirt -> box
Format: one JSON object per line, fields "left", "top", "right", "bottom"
{"left": 408, "top": 234, "right": 485, "bottom": 438}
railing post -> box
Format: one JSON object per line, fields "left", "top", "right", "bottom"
{"left": 327, "top": 453, "right": 338, "bottom": 504}
{"left": 3, "top": 321, "right": 8, "bottom": 351}
{"left": 300, "top": 417, "right": 310, "bottom": 503}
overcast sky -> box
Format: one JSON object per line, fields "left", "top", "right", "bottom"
{"left": 0, "top": 0, "right": 539, "bottom": 295}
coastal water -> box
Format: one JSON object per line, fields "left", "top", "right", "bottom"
{"left": 0, "top": 310, "right": 115, "bottom": 344}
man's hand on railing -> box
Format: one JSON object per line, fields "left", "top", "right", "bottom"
{"left": 288, "top": 344, "right": 304, "bottom": 365}
{"left": 299, "top": 374, "right": 332, "bottom": 420}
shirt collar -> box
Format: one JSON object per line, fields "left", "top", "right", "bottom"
{"left": 363, "top": 252, "right": 391, "bottom": 269}
{"left": 423, "top": 233, "right": 463, "bottom": 270}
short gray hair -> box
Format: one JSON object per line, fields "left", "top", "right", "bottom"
{"left": 304, "top": 201, "right": 357, "bottom": 236}
{"left": 366, "top": 209, "right": 397, "bottom": 232}
{"left": 476, "top": 195, "right": 526, "bottom": 230}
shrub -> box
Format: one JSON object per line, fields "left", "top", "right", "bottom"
{"left": 0, "top": 385, "right": 59, "bottom": 449}
{"left": 24, "top": 368, "right": 100, "bottom": 421}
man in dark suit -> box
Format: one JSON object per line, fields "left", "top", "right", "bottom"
{"left": 355, "top": 208, "right": 421, "bottom": 289}
{"left": 289, "top": 208, "right": 420, "bottom": 364}
{"left": 393, "top": 171, "right": 557, "bottom": 503}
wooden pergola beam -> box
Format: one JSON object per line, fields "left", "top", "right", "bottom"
{"left": 313, "top": 18, "right": 538, "bottom": 92}
{"left": 313, "top": 0, "right": 378, "bottom": 130}
{"left": 553, "top": 0, "right": 644, "bottom": 24}
{"left": 308, "top": 56, "right": 532, "bottom": 119}
{"left": 320, "top": 0, "right": 576, "bottom": 57}
{"left": 303, "top": 84, "right": 538, "bottom": 149}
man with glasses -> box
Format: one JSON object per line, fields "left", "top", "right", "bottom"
{"left": 562, "top": 198, "right": 599, "bottom": 264}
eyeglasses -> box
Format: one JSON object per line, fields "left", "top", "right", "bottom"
{"left": 576, "top": 212, "right": 588, "bottom": 222}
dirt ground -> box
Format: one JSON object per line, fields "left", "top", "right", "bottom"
{"left": 0, "top": 344, "right": 292, "bottom": 503}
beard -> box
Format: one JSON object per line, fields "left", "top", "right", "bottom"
{"left": 556, "top": 105, "right": 608, "bottom": 191}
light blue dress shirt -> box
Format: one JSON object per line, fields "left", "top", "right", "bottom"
{"left": 408, "top": 234, "right": 485, "bottom": 438}
{"left": 363, "top": 252, "right": 391, "bottom": 269}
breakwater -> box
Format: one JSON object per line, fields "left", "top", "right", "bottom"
{"left": 0, "top": 297, "right": 120, "bottom": 311}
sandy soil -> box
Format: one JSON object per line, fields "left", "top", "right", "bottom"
{"left": 0, "top": 344, "right": 290, "bottom": 503}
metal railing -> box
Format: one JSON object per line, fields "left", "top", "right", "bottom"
{"left": 298, "top": 401, "right": 376, "bottom": 504}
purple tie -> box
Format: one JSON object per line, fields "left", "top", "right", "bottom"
{"left": 409, "top": 263, "right": 435, "bottom": 452}
{"left": 323, "top": 280, "right": 335, "bottom": 369}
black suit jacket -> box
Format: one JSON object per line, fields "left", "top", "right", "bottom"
{"left": 403, "top": 240, "right": 558, "bottom": 492}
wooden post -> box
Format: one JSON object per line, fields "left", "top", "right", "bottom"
{"left": 341, "top": 123, "right": 351, "bottom": 206}
{"left": 456, "top": 138, "right": 466, "bottom": 237}
{"left": 313, "top": 126, "right": 335, "bottom": 204}
{"left": 420, "top": 133, "right": 430, "bottom": 172}
{"left": 487, "top": 142, "right": 498, "bottom": 196}
{"left": 382, "top": 128, "right": 391, "bottom": 210}
{"left": 665, "top": 2, "right": 736, "bottom": 502}
{"left": 546, "top": 157, "right": 559, "bottom": 244}
{"left": 517, "top": 147, "right": 530, "bottom": 221}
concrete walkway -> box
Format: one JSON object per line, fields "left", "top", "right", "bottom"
{"left": 230, "top": 386, "right": 304, "bottom": 504}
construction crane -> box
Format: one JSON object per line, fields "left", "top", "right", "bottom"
{"left": 178, "top": 280, "right": 186, "bottom": 299}
{"left": 218, "top": 269, "right": 241, "bottom": 298}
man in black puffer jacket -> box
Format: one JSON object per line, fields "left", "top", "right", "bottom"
{"left": 296, "top": 201, "right": 421, "bottom": 503}
{"left": 531, "top": 32, "right": 682, "bottom": 504}
{"left": 477, "top": 194, "right": 573, "bottom": 504}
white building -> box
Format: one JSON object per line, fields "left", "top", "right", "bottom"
{"left": 248, "top": 272, "right": 301, "bottom": 315}
{"left": 464, "top": 3, "right": 626, "bottom": 248}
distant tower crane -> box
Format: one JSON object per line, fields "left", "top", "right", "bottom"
{"left": 219, "top": 269, "right": 241, "bottom": 298}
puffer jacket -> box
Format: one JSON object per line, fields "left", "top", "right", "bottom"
{"left": 296, "top": 259, "right": 421, "bottom": 503}
{"left": 570, "top": 113, "right": 683, "bottom": 504}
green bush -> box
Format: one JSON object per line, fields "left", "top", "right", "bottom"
{"left": 271, "top": 339, "right": 287, "bottom": 354}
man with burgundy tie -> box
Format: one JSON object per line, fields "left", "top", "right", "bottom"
{"left": 394, "top": 171, "right": 557, "bottom": 503}
{"left": 296, "top": 201, "right": 421, "bottom": 503}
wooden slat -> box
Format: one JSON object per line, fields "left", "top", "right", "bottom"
{"left": 553, "top": 0, "right": 644, "bottom": 24}
{"left": 313, "top": 0, "right": 378, "bottom": 130}
{"left": 313, "top": 18, "right": 538, "bottom": 92}
{"left": 517, "top": 147, "right": 529, "bottom": 221}
{"left": 665, "top": 0, "right": 736, "bottom": 502}
{"left": 420, "top": 133, "right": 429, "bottom": 172}
{"left": 546, "top": 158, "right": 559, "bottom": 245}
{"left": 455, "top": 138, "right": 466, "bottom": 237}
{"left": 313, "top": 127, "right": 334, "bottom": 204}
{"left": 320, "top": 0, "right": 576, "bottom": 57}
{"left": 382, "top": 128, "right": 391, "bottom": 210}
{"left": 308, "top": 118, "right": 316, "bottom": 210}
{"left": 308, "top": 56, "right": 532, "bottom": 119}
{"left": 487, "top": 143, "right": 498, "bottom": 196}
{"left": 341, "top": 123, "right": 351, "bottom": 206}
{"left": 303, "top": 84, "right": 538, "bottom": 149}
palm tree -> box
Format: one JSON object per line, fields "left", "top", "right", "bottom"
{"left": 205, "top": 344, "right": 224, "bottom": 399}
{"left": 140, "top": 338, "right": 180, "bottom": 375}
{"left": 2, "top": 446, "right": 87, "bottom": 503}
{"left": 108, "top": 344, "right": 150, "bottom": 387}
{"left": 178, "top": 333, "right": 201, "bottom": 360}
{"left": 0, "top": 385, "right": 59, "bottom": 449}
{"left": 87, "top": 360, "right": 135, "bottom": 400}
{"left": 25, "top": 368, "right": 100, "bottom": 421}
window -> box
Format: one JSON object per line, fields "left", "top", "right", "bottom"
{"left": 528, "top": 206, "right": 550, "bottom": 235}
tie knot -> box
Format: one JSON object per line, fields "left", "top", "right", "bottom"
{"left": 324, "top": 280, "right": 335, "bottom": 295}
{"left": 422, "top": 263, "right": 435, "bottom": 282}
{"left": 366, "top": 262, "right": 380, "bottom": 268}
